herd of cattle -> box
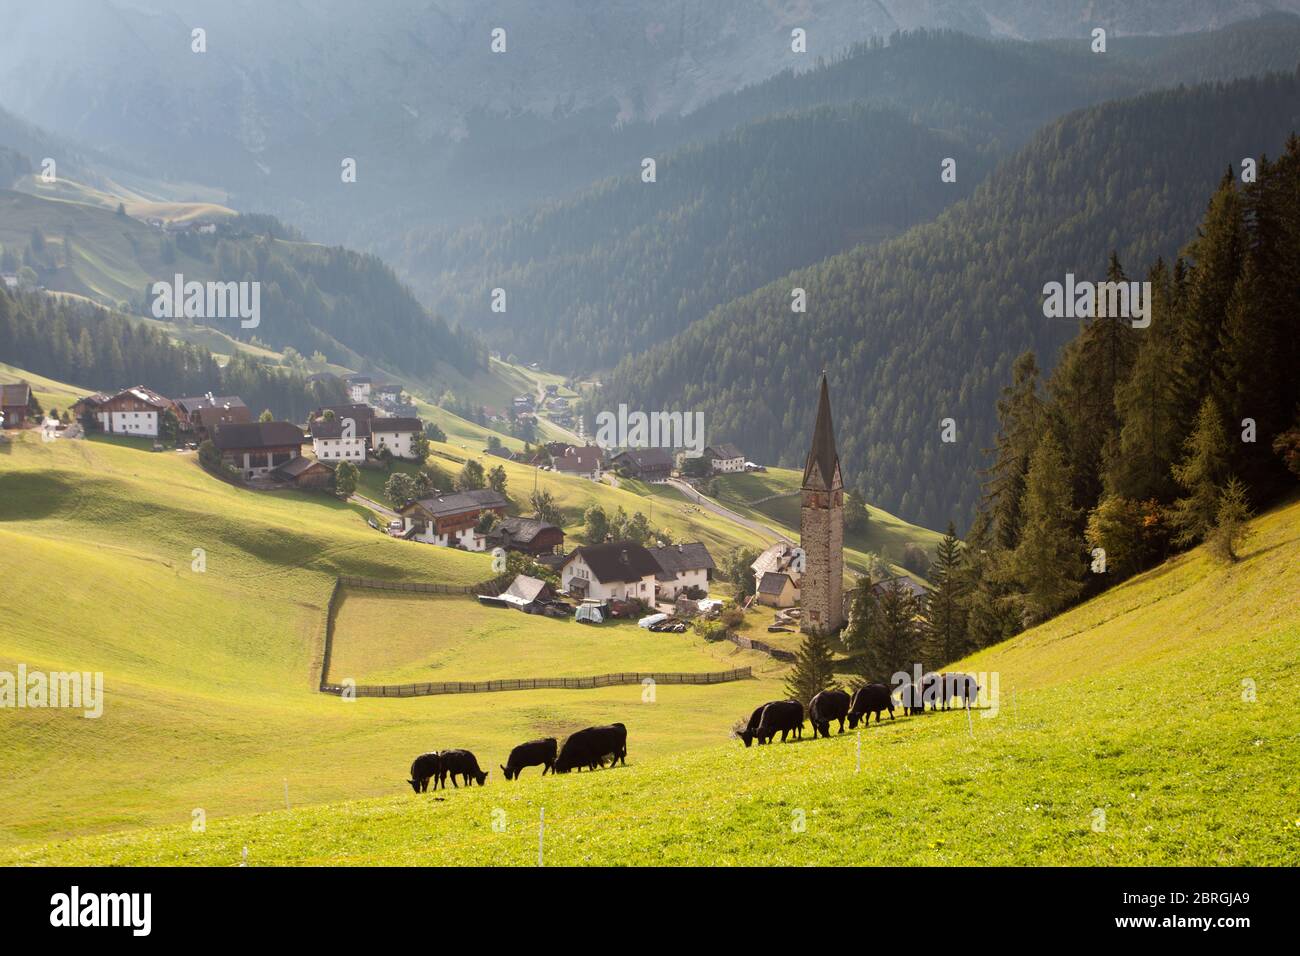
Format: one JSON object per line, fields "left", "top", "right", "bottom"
{"left": 405, "top": 674, "right": 979, "bottom": 791}
{"left": 739, "top": 673, "right": 981, "bottom": 746}
{"left": 407, "top": 722, "right": 628, "bottom": 792}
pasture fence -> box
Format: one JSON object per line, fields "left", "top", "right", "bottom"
{"left": 320, "top": 668, "right": 752, "bottom": 698}
{"left": 725, "top": 633, "right": 798, "bottom": 663}
{"left": 316, "top": 575, "right": 752, "bottom": 697}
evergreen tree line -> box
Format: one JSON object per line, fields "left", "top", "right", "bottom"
{"left": 598, "top": 71, "right": 1300, "bottom": 532}
{"left": 802, "top": 139, "right": 1300, "bottom": 695}
{"left": 0, "top": 288, "right": 348, "bottom": 421}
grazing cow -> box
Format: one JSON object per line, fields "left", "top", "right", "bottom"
{"left": 941, "top": 673, "right": 979, "bottom": 710}
{"left": 553, "top": 723, "right": 628, "bottom": 773}
{"left": 846, "top": 683, "right": 895, "bottom": 728}
{"left": 437, "top": 749, "right": 489, "bottom": 787}
{"left": 407, "top": 751, "right": 442, "bottom": 793}
{"left": 808, "top": 689, "right": 851, "bottom": 738}
{"left": 737, "top": 701, "right": 785, "bottom": 748}
{"left": 898, "top": 679, "right": 925, "bottom": 716}
{"left": 753, "top": 700, "right": 804, "bottom": 745}
{"left": 501, "top": 737, "right": 558, "bottom": 780}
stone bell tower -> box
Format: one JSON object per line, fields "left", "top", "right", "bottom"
{"left": 799, "top": 372, "right": 845, "bottom": 635}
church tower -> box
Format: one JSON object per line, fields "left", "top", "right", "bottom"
{"left": 799, "top": 373, "right": 845, "bottom": 634}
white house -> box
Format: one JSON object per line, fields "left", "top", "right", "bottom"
{"left": 560, "top": 542, "right": 662, "bottom": 603}
{"left": 705, "top": 443, "right": 746, "bottom": 474}
{"left": 397, "top": 489, "right": 509, "bottom": 551}
{"left": 648, "top": 542, "right": 716, "bottom": 601}
{"left": 346, "top": 376, "right": 372, "bottom": 405}
{"left": 94, "top": 386, "right": 172, "bottom": 437}
{"left": 551, "top": 444, "right": 602, "bottom": 481}
{"left": 370, "top": 417, "right": 423, "bottom": 459}
{"left": 311, "top": 416, "right": 370, "bottom": 463}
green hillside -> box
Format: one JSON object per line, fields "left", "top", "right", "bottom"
{"left": 6, "top": 493, "right": 1295, "bottom": 866}
{"left": 0, "top": 425, "right": 788, "bottom": 848}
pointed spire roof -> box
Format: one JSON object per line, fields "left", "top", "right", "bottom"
{"left": 802, "top": 373, "right": 842, "bottom": 491}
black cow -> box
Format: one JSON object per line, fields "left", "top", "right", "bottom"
{"left": 553, "top": 723, "right": 628, "bottom": 773}
{"left": 737, "top": 700, "right": 785, "bottom": 748}
{"left": 941, "top": 673, "right": 979, "bottom": 710}
{"left": 407, "top": 751, "right": 441, "bottom": 793}
{"left": 501, "top": 737, "right": 558, "bottom": 780}
{"left": 847, "top": 683, "right": 895, "bottom": 728}
{"left": 897, "top": 673, "right": 937, "bottom": 715}
{"left": 808, "top": 689, "right": 851, "bottom": 738}
{"left": 437, "top": 749, "right": 488, "bottom": 787}
{"left": 753, "top": 700, "right": 804, "bottom": 744}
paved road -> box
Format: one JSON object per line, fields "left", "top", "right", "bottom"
{"left": 664, "top": 477, "right": 793, "bottom": 545}
{"left": 351, "top": 493, "right": 399, "bottom": 520}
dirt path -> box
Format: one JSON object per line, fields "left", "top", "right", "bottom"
{"left": 664, "top": 477, "right": 792, "bottom": 545}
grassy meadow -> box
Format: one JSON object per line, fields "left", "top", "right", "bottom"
{"left": 4, "top": 493, "right": 1295, "bottom": 865}
{"left": 0, "top": 427, "right": 787, "bottom": 851}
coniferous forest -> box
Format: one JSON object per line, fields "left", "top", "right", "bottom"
{"left": 845, "top": 135, "right": 1300, "bottom": 675}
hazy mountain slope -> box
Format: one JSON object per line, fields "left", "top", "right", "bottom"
{"left": 5, "top": 5, "right": 1298, "bottom": 253}
{"left": 0, "top": 188, "right": 483, "bottom": 380}
{"left": 410, "top": 103, "right": 988, "bottom": 370}
{"left": 598, "top": 71, "right": 1300, "bottom": 530}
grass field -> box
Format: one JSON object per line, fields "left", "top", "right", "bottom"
{"left": 710, "top": 467, "right": 946, "bottom": 578}
{"left": 4, "top": 487, "right": 1294, "bottom": 865}
{"left": 0, "top": 426, "right": 788, "bottom": 851}
{"left": 327, "top": 592, "right": 771, "bottom": 685}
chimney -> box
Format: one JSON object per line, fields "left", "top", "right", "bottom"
{"left": 620, "top": 550, "right": 629, "bottom": 564}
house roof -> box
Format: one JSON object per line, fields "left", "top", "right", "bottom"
{"left": 613, "top": 447, "right": 673, "bottom": 470}
{"left": 273, "top": 455, "right": 331, "bottom": 479}
{"left": 758, "top": 571, "right": 794, "bottom": 595}
{"left": 706, "top": 443, "right": 744, "bottom": 460}
{"left": 194, "top": 404, "right": 252, "bottom": 428}
{"left": 313, "top": 404, "right": 373, "bottom": 425}
{"left": 1, "top": 383, "right": 31, "bottom": 407}
{"left": 74, "top": 392, "right": 111, "bottom": 407}
{"left": 562, "top": 541, "right": 662, "bottom": 584}
{"left": 402, "top": 488, "right": 509, "bottom": 518}
{"left": 802, "top": 373, "right": 842, "bottom": 491}
{"left": 311, "top": 416, "right": 371, "bottom": 439}
{"left": 648, "top": 542, "right": 715, "bottom": 575}
{"left": 870, "top": 575, "right": 928, "bottom": 600}
{"left": 370, "top": 417, "right": 422, "bottom": 434}
{"left": 497, "top": 574, "right": 551, "bottom": 607}
{"left": 346, "top": 376, "right": 371, "bottom": 384}
{"left": 212, "top": 421, "right": 305, "bottom": 450}
{"left": 100, "top": 385, "right": 170, "bottom": 409}
{"left": 490, "top": 516, "right": 561, "bottom": 545}
{"left": 751, "top": 542, "right": 798, "bottom": 576}
{"left": 175, "top": 395, "right": 247, "bottom": 415}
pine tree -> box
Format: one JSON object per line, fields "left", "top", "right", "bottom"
{"left": 984, "top": 352, "right": 1045, "bottom": 552}
{"left": 784, "top": 631, "right": 839, "bottom": 707}
{"left": 921, "top": 522, "right": 967, "bottom": 667}
{"left": 1169, "top": 397, "right": 1230, "bottom": 547}
{"left": 1208, "top": 477, "right": 1253, "bottom": 563}
{"left": 1010, "top": 431, "right": 1084, "bottom": 624}
{"left": 854, "top": 577, "right": 920, "bottom": 685}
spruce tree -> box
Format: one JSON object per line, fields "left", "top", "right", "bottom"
{"left": 857, "top": 577, "right": 920, "bottom": 685}
{"left": 984, "top": 352, "right": 1045, "bottom": 552}
{"left": 922, "top": 522, "right": 967, "bottom": 667}
{"left": 1169, "top": 397, "right": 1230, "bottom": 546}
{"left": 1010, "top": 431, "right": 1084, "bottom": 624}
{"left": 784, "top": 630, "right": 839, "bottom": 707}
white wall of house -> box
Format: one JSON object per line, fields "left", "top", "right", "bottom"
{"left": 313, "top": 436, "right": 367, "bottom": 462}
{"left": 711, "top": 455, "right": 745, "bottom": 474}
{"left": 656, "top": 567, "right": 709, "bottom": 600}
{"left": 100, "top": 410, "right": 159, "bottom": 437}
{"left": 371, "top": 429, "right": 417, "bottom": 459}
{"left": 347, "top": 383, "right": 371, "bottom": 404}
{"left": 403, "top": 519, "right": 486, "bottom": 551}
{"left": 562, "top": 555, "right": 655, "bottom": 602}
